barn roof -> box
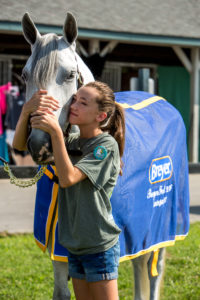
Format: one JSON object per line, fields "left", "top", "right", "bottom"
{"left": 1, "top": 0, "right": 200, "bottom": 46}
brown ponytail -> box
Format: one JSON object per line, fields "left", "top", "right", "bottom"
{"left": 85, "top": 81, "right": 125, "bottom": 175}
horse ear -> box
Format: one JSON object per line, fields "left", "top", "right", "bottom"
{"left": 22, "top": 12, "right": 41, "bottom": 45}
{"left": 63, "top": 12, "right": 78, "bottom": 45}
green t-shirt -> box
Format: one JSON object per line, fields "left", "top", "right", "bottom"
{"left": 58, "top": 132, "right": 121, "bottom": 255}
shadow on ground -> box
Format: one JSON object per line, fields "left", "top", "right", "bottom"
{"left": 190, "top": 206, "right": 200, "bottom": 215}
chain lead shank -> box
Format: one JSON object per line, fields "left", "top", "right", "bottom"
{"left": 3, "top": 163, "right": 47, "bottom": 188}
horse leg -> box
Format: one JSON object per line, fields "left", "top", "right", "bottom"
{"left": 132, "top": 252, "right": 151, "bottom": 300}
{"left": 47, "top": 232, "right": 71, "bottom": 300}
{"left": 51, "top": 259, "right": 71, "bottom": 300}
{"left": 147, "top": 248, "right": 166, "bottom": 300}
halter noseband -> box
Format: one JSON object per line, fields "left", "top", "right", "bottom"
{"left": 77, "top": 71, "right": 84, "bottom": 89}
{"left": 75, "top": 54, "right": 84, "bottom": 89}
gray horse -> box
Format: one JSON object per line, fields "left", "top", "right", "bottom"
{"left": 21, "top": 12, "right": 180, "bottom": 300}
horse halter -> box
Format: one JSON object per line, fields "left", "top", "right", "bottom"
{"left": 77, "top": 70, "right": 84, "bottom": 89}
{"left": 75, "top": 54, "right": 84, "bottom": 89}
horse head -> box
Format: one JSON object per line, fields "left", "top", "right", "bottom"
{"left": 21, "top": 12, "right": 93, "bottom": 164}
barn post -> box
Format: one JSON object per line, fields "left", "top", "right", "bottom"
{"left": 172, "top": 46, "right": 199, "bottom": 162}
{"left": 138, "top": 68, "right": 150, "bottom": 92}
{"left": 89, "top": 39, "right": 100, "bottom": 55}
{"left": 190, "top": 47, "right": 200, "bottom": 162}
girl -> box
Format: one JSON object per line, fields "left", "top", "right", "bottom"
{"left": 13, "top": 81, "right": 125, "bottom": 300}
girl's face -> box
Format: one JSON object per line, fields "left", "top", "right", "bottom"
{"left": 69, "top": 86, "right": 106, "bottom": 126}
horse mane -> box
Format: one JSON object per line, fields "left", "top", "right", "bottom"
{"left": 31, "top": 34, "right": 59, "bottom": 89}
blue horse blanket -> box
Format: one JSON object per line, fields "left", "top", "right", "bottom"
{"left": 34, "top": 91, "right": 190, "bottom": 263}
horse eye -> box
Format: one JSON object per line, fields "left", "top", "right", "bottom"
{"left": 68, "top": 70, "right": 76, "bottom": 80}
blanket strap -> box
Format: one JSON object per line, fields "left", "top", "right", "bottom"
{"left": 44, "top": 168, "right": 58, "bottom": 183}
{"left": 119, "top": 96, "right": 165, "bottom": 110}
{"left": 151, "top": 249, "right": 159, "bottom": 277}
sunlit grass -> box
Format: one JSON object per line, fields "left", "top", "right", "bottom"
{"left": 0, "top": 223, "right": 199, "bottom": 299}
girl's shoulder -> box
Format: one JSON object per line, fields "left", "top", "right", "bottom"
{"left": 95, "top": 132, "right": 118, "bottom": 148}
{"left": 92, "top": 133, "right": 119, "bottom": 158}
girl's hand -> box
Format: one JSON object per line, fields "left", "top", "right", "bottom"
{"left": 23, "top": 90, "right": 60, "bottom": 116}
{"left": 30, "top": 110, "right": 61, "bottom": 136}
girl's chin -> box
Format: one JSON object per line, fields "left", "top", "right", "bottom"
{"left": 69, "top": 118, "right": 78, "bottom": 125}
{"left": 69, "top": 116, "right": 76, "bottom": 123}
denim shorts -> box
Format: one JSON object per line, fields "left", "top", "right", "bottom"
{"left": 68, "top": 240, "right": 120, "bottom": 282}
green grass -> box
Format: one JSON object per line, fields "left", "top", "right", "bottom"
{"left": 0, "top": 223, "right": 199, "bottom": 299}
{"left": 161, "top": 222, "right": 200, "bottom": 300}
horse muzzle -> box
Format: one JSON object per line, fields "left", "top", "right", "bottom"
{"left": 27, "top": 129, "right": 54, "bottom": 164}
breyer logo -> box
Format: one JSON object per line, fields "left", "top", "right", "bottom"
{"left": 149, "top": 156, "right": 173, "bottom": 184}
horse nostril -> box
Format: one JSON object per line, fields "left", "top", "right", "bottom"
{"left": 27, "top": 138, "right": 32, "bottom": 154}
{"left": 27, "top": 139, "right": 41, "bottom": 163}
{"left": 27, "top": 133, "right": 53, "bottom": 164}
{"left": 27, "top": 128, "right": 53, "bottom": 163}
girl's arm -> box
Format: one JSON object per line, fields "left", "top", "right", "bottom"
{"left": 51, "top": 127, "right": 87, "bottom": 187}
{"left": 12, "top": 90, "right": 60, "bottom": 151}
{"left": 30, "top": 110, "right": 87, "bottom": 188}
{"left": 12, "top": 105, "right": 31, "bottom": 151}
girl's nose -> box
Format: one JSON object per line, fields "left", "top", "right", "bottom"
{"left": 70, "top": 101, "right": 76, "bottom": 109}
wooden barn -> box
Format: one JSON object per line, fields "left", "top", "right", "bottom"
{"left": 0, "top": 0, "right": 200, "bottom": 162}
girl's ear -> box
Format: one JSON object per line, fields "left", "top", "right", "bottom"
{"left": 96, "top": 112, "right": 107, "bottom": 123}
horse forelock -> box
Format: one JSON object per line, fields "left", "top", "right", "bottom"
{"left": 31, "top": 34, "right": 59, "bottom": 89}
